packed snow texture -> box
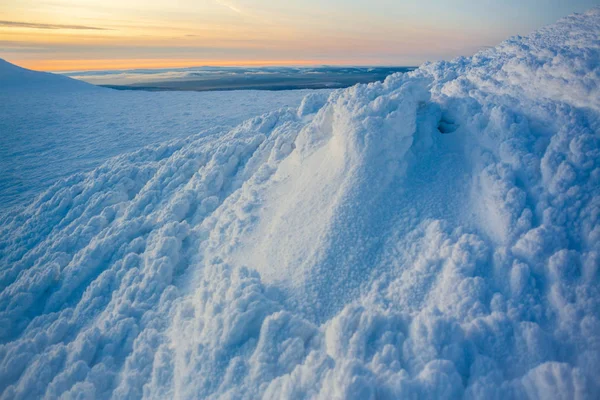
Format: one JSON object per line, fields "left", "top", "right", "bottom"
{"left": 1, "top": 8, "right": 600, "bottom": 400}
{"left": 0, "top": 66, "right": 314, "bottom": 210}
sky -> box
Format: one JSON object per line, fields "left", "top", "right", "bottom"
{"left": 1, "top": 0, "right": 599, "bottom": 71}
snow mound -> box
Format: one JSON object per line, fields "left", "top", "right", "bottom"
{"left": 0, "top": 59, "right": 97, "bottom": 92}
{"left": 2, "top": 8, "right": 600, "bottom": 399}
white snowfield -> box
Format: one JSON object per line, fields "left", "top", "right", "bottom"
{"left": 1, "top": 8, "right": 599, "bottom": 400}
{"left": 0, "top": 67, "right": 312, "bottom": 211}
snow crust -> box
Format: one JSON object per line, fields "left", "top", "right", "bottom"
{"left": 1, "top": 8, "right": 600, "bottom": 399}
{"left": 0, "top": 72, "right": 314, "bottom": 210}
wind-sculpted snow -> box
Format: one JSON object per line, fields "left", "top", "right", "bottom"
{"left": 1, "top": 8, "right": 600, "bottom": 400}
{"left": 0, "top": 75, "right": 313, "bottom": 210}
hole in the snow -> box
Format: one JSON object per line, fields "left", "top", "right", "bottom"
{"left": 438, "top": 113, "right": 458, "bottom": 134}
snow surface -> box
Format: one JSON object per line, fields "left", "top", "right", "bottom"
{"left": 1, "top": 8, "right": 600, "bottom": 400}
{"left": 0, "top": 59, "right": 94, "bottom": 93}
{"left": 0, "top": 66, "right": 314, "bottom": 210}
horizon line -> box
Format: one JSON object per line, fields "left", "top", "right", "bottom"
{"left": 7, "top": 58, "right": 423, "bottom": 73}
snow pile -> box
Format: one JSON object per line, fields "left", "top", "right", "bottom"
{"left": 1, "top": 8, "right": 599, "bottom": 399}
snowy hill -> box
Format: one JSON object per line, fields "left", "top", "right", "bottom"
{"left": 0, "top": 58, "right": 97, "bottom": 92}
{"left": 1, "top": 8, "right": 599, "bottom": 400}
{"left": 0, "top": 86, "right": 314, "bottom": 211}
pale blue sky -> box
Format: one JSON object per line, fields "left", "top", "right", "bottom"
{"left": 1, "top": 0, "right": 598, "bottom": 70}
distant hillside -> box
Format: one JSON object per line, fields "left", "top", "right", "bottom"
{"left": 0, "top": 59, "right": 99, "bottom": 92}
{"left": 66, "top": 66, "right": 417, "bottom": 92}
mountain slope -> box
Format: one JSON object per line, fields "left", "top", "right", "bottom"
{"left": 1, "top": 8, "right": 599, "bottom": 400}
{"left": 0, "top": 59, "right": 98, "bottom": 92}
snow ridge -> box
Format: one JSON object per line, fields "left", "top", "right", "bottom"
{"left": 1, "top": 8, "right": 600, "bottom": 399}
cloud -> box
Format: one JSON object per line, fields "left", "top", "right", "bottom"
{"left": 0, "top": 20, "right": 110, "bottom": 31}
{"left": 214, "top": 0, "right": 242, "bottom": 14}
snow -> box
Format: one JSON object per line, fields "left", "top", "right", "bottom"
{"left": 0, "top": 59, "right": 94, "bottom": 92}
{"left": 1, "top": 8, "right": 600, "bottom": 400}
{"left": 0, "top": 73, "right": 314, "bottom": 211}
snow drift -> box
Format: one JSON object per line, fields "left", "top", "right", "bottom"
{"left": 1, "top": 8, "right": 600, "bottom": 400}
{"left": 0, "top": 59, "right": 312, "bottom": 210}
{"left": 0, "top": 59, "right": 96, "bottom": 92}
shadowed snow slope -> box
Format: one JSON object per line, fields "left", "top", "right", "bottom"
{"left": 0, "top": 60, "right": 314, "bottom": 210}
{"left": 1, "top": 8, "right": 600, "bottom": 400}
{"left": 0, "top": 59, "right": 96, "bottom": 92}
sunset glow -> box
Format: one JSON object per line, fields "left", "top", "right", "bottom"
{"left": 15, "top": 59, "right": 343, "bottom": 72}
{"left": 1, "top": 0, "right": 598, "bottom": 71}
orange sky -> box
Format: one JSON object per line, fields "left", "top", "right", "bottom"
{"left": 16, "top": 59, "right": 344, "bottom": 72}
{"left": 1, "top": 0, "right": 594, "bottom": 71}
